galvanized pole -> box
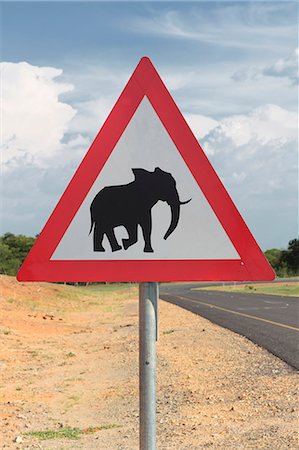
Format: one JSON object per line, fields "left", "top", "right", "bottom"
{"left": 139, "top": 282, "right": 158, "bottom": 450}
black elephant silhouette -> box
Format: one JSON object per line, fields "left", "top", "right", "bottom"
{"left": 89, "top": 167, "right": 191, "bottom": 253}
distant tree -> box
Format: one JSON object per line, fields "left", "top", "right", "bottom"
{"left": 0, "top": 242, "right": 20, "bottom": 275}
{"left": 280, "top": 239, "right": 299, "bottom": 276}
{"left": 265, "top": 239, "right": 299, "bottom": 277}
{"left": 0, "top": 233, "right": 36, "bottom": 276}
{"left": 2, "top": 233, "right": 35, "bottom": 260}
{"left": 264, "top": 248, "right": 282, "bottom": 273}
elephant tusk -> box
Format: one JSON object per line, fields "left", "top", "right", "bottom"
{"left": 180, "top": 198, "right": 191, "bottom": 205}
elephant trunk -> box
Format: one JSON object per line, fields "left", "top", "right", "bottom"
{"left": 164, "top": 201, "right": 180, "bottom": 240}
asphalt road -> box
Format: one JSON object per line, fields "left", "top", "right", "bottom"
{"left": 159, "top": 283, "right": 299, "bottom": 370}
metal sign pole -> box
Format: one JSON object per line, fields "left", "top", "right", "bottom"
{"left": 139, "top": 282, "right": 158, "bottom": 450}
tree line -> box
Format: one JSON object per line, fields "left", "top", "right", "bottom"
{"left": 264, "top": 239, "right": 299, "bottom": 277}
{"left": 0, "top": 232, "right": 298, "bottom": 278}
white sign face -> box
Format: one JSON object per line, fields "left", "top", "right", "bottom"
{"left": 51, "top": 98, "right": 240, "bottom": 261}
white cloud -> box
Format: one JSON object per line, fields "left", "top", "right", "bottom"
{"left": 201, "top": 104, "right": 298, "bottom": 197}
{"left": 0, "top": 62, "right": 94, "bottom": 235}
{"left": 263, "top": 48, "right": 299, "bottom": 84}
{"left": 158, "top": 60, "right": 297, "bottom": 123}
{"left": 161, "top": 69, "right": 200, "bottom": 91}
{"left": 231, "top": 48, "right": 298, "bottom": 85}
{"left": 0, "top": 61, "right": 128, "bottom": 235}
{"left": 203, "top": 104, "right": 297, "bottom": 152}
{"left": 1, "top": 62, "right": 77, "bottom": 168}
{"left": 185, "top": 113, "right": 218, "bottom": 140}
{"left": 67, "top": 96, "right": 117, "bottom": 137}
{"left": 198, "top": 103, "right": 298, "bottom": 248}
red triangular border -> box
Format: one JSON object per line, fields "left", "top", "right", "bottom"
{"left": 17, "top": 57, "right": 275, "bottom": 282}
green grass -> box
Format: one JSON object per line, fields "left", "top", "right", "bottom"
{"left": 163, "top": 329, "right": 175, "bottom": 335}
{"left": 24, "top": 424, "right": 121, "bottom": 441}
{"left": 277, "top": 276, "right": 299, "bottom": 280}
{"left": 194, "top": 282, "right": 299, "bottom": 297}
{"left": 56, "top": 283, "right": 136, "bottom": 297}
{"left": 25, "top": 427, "right": 81, "bottom": 440}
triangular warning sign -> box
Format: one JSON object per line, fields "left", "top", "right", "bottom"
{"left": 17, "top": 57, "right": 274, "bottom": 282}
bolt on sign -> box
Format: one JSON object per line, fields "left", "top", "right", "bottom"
{"left": 17, "top": 57, "right": 274, "bottom": 282}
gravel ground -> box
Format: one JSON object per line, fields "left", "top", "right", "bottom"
{"left": 0, "top": 275, "right": 298, "bottom": 449}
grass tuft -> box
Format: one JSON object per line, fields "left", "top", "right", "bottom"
{"left": 25, "top": 427, "right": 81, "bottom": 440}
{"left": 24, "top": 423, "right": 121, "bottom": 441}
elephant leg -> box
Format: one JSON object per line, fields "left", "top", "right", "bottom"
{"left": 93, "top": 224, "right": 105, "bottom": 252}
{"left": 106, "top": 228, "right": 122, "bottom": 252}
{"left": 140, "top": 214, "right": 154, "bottom": 253}
{"left": 122, "top": 224, "right": 138, "bottom": 250}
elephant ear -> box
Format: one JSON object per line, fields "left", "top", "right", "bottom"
{"left": 132, "top": 168, "right": 150, "bottom": 181}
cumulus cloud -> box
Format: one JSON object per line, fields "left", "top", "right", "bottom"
{"left": 203, "top": 104, "right": 297, "bottom": 151}
{"left": 201, "top": 104, "right": 298, "bottom": 198}
{"left": 67, "top": 96, "right": 117, "bottom": 137}
{"left": 185, "top": 113, "right": 218, "bottom": 140}
{"left": 198, "top": 103, "right": 298, "bottom": 247}
{"left": 1, "top": 62, "right": 77, "bottom": 168}
{"left": 0, "top": 62, "right": 94, "bottom": 235}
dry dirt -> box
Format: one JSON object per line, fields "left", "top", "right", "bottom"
{"left": 0, "top": 275, "right": 298, "bottom": 449}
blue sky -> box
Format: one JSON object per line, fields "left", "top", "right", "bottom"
{"left": 1, "top": 1, "right": 298, "bottom": 250}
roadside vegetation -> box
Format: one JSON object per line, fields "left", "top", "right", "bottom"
{"left": 0, "top": 233, "right": 36, "bottom": 276}
{"left": 0, "top": 232, "right": 298, "bottom": 278}
{"left": 264, "top": 239, "right": 299, "bottom": 277}
{"left": 194, "top": 282, "right": 299, "bottom": 297}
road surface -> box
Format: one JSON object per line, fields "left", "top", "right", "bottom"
{"left": 160, "top": 283, "right": 299, "bottom": 370}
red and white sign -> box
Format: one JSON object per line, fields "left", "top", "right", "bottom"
{"left": 17, "top": 57, "right": 275, "bottom": 282}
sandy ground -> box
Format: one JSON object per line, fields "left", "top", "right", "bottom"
{"left": 0, "top": 275, "right": 298, "bottom": 449}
